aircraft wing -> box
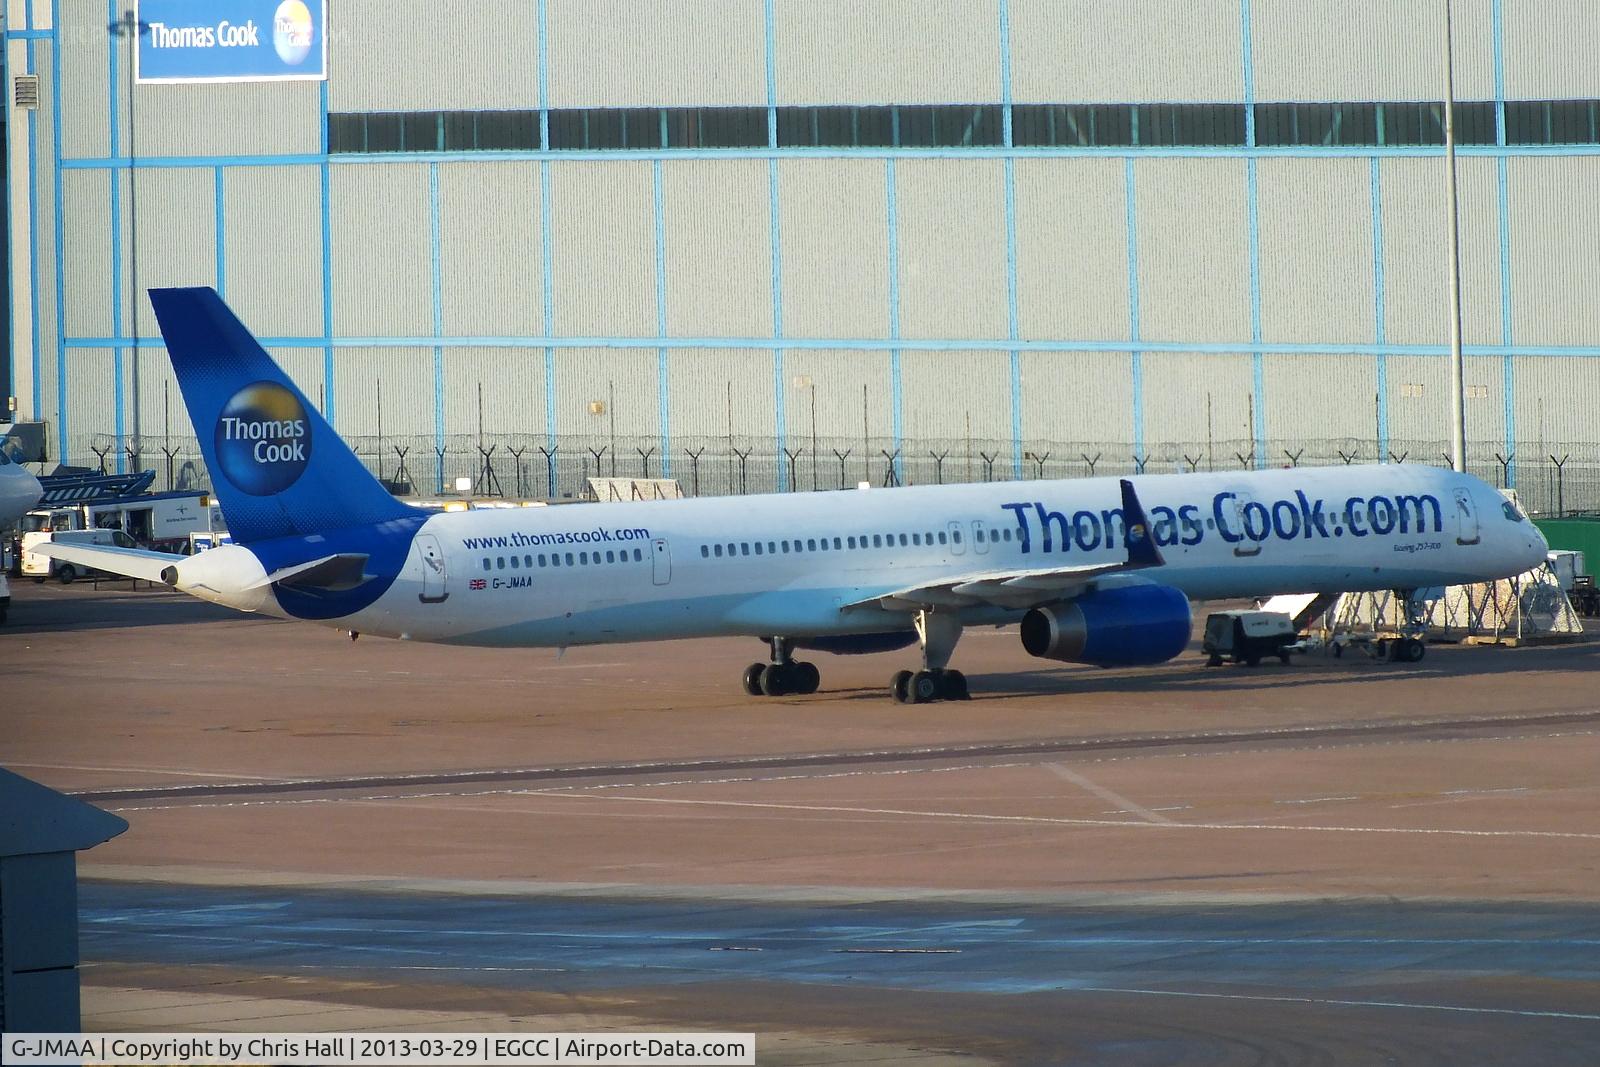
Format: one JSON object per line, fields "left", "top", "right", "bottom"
{"left": 30, "top": 541, "right": 181, "bottom": 583}
{"left": 841, "top": 478, "right": 1166, "bottom": 613}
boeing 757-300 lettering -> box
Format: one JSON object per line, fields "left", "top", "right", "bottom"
{"left": 38, "top": 288, "right": 1549, "bottom": 702}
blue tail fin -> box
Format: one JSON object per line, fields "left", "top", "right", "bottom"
{"left": 149, "top": 287, "right": 417, "bottom": 544}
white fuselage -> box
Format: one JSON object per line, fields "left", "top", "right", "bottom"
{"left": 305, "top": 464, "right": 1545, "bottom": 647}
{"left": 0, "top": 460, "right": 44, "bottom": 527}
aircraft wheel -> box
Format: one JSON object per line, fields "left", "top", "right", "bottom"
{"left": 911, "top": 671, "right": 941, "bottom": 703}
{"left": 760, "top": 664, "right": 792, "bottom": 697}
{"left": 942, "top": 669, "right": 969, "bottom": 701}
{"left": 56, "top": 564, "right": 77, "bottom": 585}
{"left": 1404, "top": 639, "right": 1427, "bottom": 663}
{"left": 742, "top": 663, "right": 766, "bottom": 696}
{"left": 795, "top": 661, "right": 821, "bottom": 695}
{"left": 891, "top": 670, "right": 914, "bottom": 704}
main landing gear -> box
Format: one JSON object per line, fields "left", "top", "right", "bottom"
{"left": 891, "top": 611, "right": 970, "bottom": 704}
{"left": 743, "top": 637, "right": 821, "bottom": 697}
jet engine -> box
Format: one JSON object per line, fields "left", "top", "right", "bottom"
{"left": 1019, "top": 584, "right": 1192, "bottom": 667}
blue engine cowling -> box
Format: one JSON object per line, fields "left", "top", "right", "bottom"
{"left": 1019, "top": 584, "right": 1192, "bottom": 667}
{"left": 793, "top": 631, "right": 919, "bottom": 656}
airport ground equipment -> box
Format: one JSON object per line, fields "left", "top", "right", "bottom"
{"left": 1570, "top": 575, "right": 1599, "bottom": 618}
{"left": 1203, "top": 610, "right": 1299, "bottom": 666}
{"left": 21, "top": 488, "right": 217, "bottom": 552}
{"left": 1329, "top": 564, "right": 1584, "bottom": 646}
{"left": 0, "top": 768, "right": 127, "bottom": 1029}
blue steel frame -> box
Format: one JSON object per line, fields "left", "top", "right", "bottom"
{"left": 15, "top": 0, "right": 1593, "bottom": 485}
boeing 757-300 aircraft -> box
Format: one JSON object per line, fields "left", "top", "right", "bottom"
{"left": 39, "top": 288, "right": 1548, "bottom": 702}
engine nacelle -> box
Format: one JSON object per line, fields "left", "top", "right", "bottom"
{"left": 1020, "top": 584, "right": 1192, "bottom": 667}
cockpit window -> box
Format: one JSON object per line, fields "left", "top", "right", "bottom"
{"left": 1501, "top": 500, "right": 1524, "bottom": 523}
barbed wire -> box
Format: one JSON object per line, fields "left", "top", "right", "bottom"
{"left": 76, "top": 431, "right": 1600, "bottom": 516}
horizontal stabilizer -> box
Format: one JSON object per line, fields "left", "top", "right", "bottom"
{"left": 30, "top": 541, "right": 181, "bottom": 584}
{"left": 245, "top": 553, "right": 372, "bottom": 592}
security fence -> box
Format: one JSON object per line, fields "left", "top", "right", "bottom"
{"left": 73, "top": 431, "right": 1600, "bottom": 519}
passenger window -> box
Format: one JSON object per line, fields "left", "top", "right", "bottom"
{"left": 1003, "top": 528, "right": 1013, "bottom": 541}
{"left": 807, "top": 538, "right": 817, "bottom": 551}
{"left": 497, "top": 557, "right": 505, "bottom": 569}
{"left": 768, "top": 541, "right": 776, "bottom": 554}
{"left": 727, "top": 543, "right": 736, "bottom": 557}
{"left": 482, "top": 558, "right": 491, "bottom": 572}
{"left": 938, "top": 531, "right": 947, "bottom": 545}
{"left": 524, "top": 555, "right": 533, "bottom": 566}
{"left": 566, "top": 552, "right": 575, "bottom": 565}
{"left": 701, "top": 545, "right": 709, "bottom": 558}
{"left": 848, "top": 536, "right": 857, "bottom": 549}
{"left": 606, "top": 550, "right": 615, "bottom": 563}
{"left": 952, "top": 530, "right": 962, "bottom": 544}
{"left": 873, "top": 534, "right": 882, "bottom": 548}
{"left": 538, "top": 554, "right": 547, "bottom": 566}
{"left": 754, "top": 542, "right": 764, "bottom": 555}
{"left": 832, "top": 537, "right": 842, "bottom": 549}
{"left": 634, "top": 548, "right": 643, "bottom": 561}
{"left": 912, "top": 533, "right": 921, "bottom": 546}
{"left": 781, "top": 540, "right": 790, "bottom": 553}
{"left": 898, "top": 533, "right": 908, "bottom": 547}
{"left": 741, "top": 543, "right": 750, "bottom": 556}
{"left": 579, "top": 552, "right": 588, "bottom": 565}
{"left": 1206, "top": 518, "right": 1215, "bottom": 529}
{"left": 714, "top": 544, "right": 723, "bottom": 557}
{"left": 510, "top": 556, "right": 519, "bottom": 569}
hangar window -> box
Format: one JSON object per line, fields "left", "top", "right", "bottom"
{"left": 776, "top": 104, "right": 1002, "bottom": 148}
{"left": 1505, "top": 100, "right": 1600, "bottom": 145}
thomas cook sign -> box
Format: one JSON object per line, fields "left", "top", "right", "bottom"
{"left": 135, "top": 0, "right": 326, "bottom": 83}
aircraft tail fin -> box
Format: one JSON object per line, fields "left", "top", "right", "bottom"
{"left": 148, "top": 287, "right": 418, "bottom": 544}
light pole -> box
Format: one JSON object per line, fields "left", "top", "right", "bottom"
{"left": 109, "top": 11, "right": 149, "bottom": 471}
{"left": 1442, "top": 0, "right": 1467, "bottom": 473}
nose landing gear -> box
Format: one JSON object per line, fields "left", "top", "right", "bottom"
{"left": 742, "top": 637, "right": 821, "bottom": 697}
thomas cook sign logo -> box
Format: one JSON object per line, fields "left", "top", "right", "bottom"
{"left": 215, "top": 381, "right": 311, "bottom": 495}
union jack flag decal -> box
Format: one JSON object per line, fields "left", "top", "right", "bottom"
{"left": 469, "top": 578, "right": 487, "bottom": 590}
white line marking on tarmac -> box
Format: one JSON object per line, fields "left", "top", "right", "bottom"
{"left": 1044, "top": 763, "right": 1177, "bottom": 825}
{"left": 1275, "top": 796, "right": 1360, "bottom": 805}
{"left": 529, "top": 793, "right": 1600, "bottom": 841}
{"left": 1072, "top": 986, "right": 1600, "bottom": 1021}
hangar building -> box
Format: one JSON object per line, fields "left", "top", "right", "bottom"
{"left": 3, "top": 1, "right": 1598, "bottom": 509}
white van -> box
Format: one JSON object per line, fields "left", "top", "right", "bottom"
{"left": 21, "top": 527, "right": 138, "bottom": 583}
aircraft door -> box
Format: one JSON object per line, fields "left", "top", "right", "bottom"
{"left": 416, "top": 533, "right": 448, "bottom": 603}
{"left": 651, "top": 538, "right": 672, "bottom": 585}
{"left": 947, "top": 520, "right": 966, "bottom": 555}
{"left": 1230, "top": 491, "right": 1262, "bottom": 557}
{"left": 972, "top": 519, "right": 990, "bottom": 555}
{"left": 1454, "top": 488, "right": 1481, "bottom": 545}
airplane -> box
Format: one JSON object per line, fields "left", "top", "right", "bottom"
{"left": 38, "top": 287, "right": 1549, "bottom": 702}
{"left": 0, "top": 447, "right": 44, "bottom": 527}
{"left": 0, "top": 444, "right": 44, "bottom": 624}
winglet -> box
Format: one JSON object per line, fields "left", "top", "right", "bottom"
{"left": 1119, "top": 478, "right": 1165, "bottom": 569}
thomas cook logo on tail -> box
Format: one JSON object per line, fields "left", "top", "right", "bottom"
{"left": 215, "top": 381, "right": 310, "bottom": 496}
